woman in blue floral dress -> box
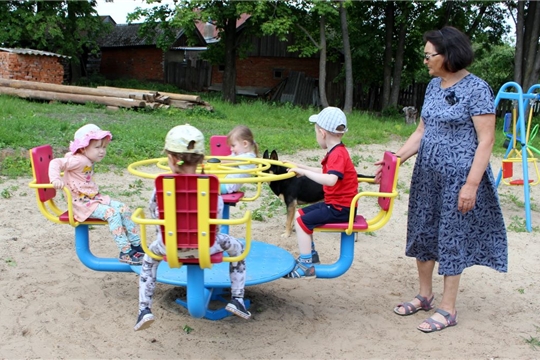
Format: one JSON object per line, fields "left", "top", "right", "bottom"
{"left": 388, "top": 26, "right": 507, "bottom": 332}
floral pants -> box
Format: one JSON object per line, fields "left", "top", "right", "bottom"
{"left": 138, "top": 232, "right": 246, "bottom": 312}
{"left": 90, "top": 200, "right": 141, "bottom": 253}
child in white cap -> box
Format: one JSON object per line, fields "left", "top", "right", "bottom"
{"left": 134, "top": 124, "right": 251, "bottom": 331}
{"left": 284, "top": 107, "right": 358, "bottom": 279}
{"left": 49, "top": 124, "right": 144, "bottom": 265}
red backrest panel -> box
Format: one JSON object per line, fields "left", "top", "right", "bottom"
{"left": 210, "top": 135, "right": 231, "bottom": 156}
{"left": 378, "top": 151, "right": 399, "bottom": 211}
{"left": 31, "top": 145, "right": 57, "bottom": 202}
{"left": 155, "top": 174, "right": 219, "bottom": 249}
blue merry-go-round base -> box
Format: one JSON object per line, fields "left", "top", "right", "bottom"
{"left": 130, "top": 241, "right": 295, "bottom": 287}
{"left": 130, "top": 240, "right": 295, "bottom": 320}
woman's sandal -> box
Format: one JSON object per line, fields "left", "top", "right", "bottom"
{"left": 393, "top": 294, "right": 434, "bottom": 316}
{"left": 417, "top": 308, "right": 458, "bottom": 333}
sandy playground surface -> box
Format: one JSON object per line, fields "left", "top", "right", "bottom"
{"left": 1, "top": 141, "right": 540, "bottom": 359}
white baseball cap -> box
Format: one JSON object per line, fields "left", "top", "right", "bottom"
{"left": 69, "top": 124, "right": 112, "bottom": 153}
{"left": 164, "top": 124, "right": 205, "bottom": 154}
{"left": 309, "top": 107, "right": 348, "bottom": 133}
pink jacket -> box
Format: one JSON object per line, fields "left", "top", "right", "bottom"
{"left": 48, "top": 153, "right": 111, "bottom": 221}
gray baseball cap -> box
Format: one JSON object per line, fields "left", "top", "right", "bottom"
{"left": 309, "top": 107, "right": 348, "bottom": 133}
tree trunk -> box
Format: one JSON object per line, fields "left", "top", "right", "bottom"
{"left": 222, "top": 16, "right": 237, "bottom": 104}
{"left": 339, "top": 1, "right": 353, "bottom": 113}
{"left": 523, "top": 0, "right": 540, "bottom": 91}
{"left": 381, "top": 1, "right": 394, "bottom": 110}
{"left": 513, "top": 0, "right": 525, "bottom": 85}
{"left": 389, "top": 5, "right": 409, "bottom": 108}
{"left": 318, "top": 15, "right": 329, "bottom": 108}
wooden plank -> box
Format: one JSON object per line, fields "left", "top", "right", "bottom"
{"left": 0, "top": 86, "right": 145, "bottom": 108}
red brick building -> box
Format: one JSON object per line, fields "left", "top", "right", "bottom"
{"left": 0, "top": 48, "right": 67, "bottom": 84}
{"left": 98, "top": 23, "right": 206, "bottom": 83}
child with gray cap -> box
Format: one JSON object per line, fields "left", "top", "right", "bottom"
{"left": 135, "top": 124, "right": 251, "bottom": 331}
{"left": 284, "top": 107, "right": 358, "bottom": 279}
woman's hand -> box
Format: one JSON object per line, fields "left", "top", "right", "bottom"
{"left": 373, "top": 159, "right": 385, "bottom": 183}
{"left": 458, "top": 182, "right": 478, "bottom": 213}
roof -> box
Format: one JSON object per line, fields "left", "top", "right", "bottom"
{"left": 195, "top": 13, "right": 251, "bottom": 44}
{"left": 0, "top": 47, "right": 70, "bottom": 58}
{"left": 98, "top": 23, "right": 185, "bottom": 48}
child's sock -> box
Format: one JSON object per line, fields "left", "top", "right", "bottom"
{"left": 299, "top": 253, "right": 312, "bottom": 265}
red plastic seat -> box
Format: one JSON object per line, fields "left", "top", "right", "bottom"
{"left": 209, "top": 135, "right": 244, "bottom": 205}
{"left": 155, "top": 174, "right": 223, "bottom": 265}
{"left": 29, "top": 144, "right": 106, "bottom": 226}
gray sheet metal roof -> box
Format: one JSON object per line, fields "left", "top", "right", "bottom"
{"left": 0, "top": 47, "right": 70, "bottom": 58}
{"left": 98, "top": 23, "right": 185, "bottom": 47}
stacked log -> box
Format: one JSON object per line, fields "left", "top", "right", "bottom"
{"left": 0, "top": 79, "right": 212, "bottom": 111}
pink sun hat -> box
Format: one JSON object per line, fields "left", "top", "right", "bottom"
{"left": 69, "top": 124, "right": 112, "bottom": 153}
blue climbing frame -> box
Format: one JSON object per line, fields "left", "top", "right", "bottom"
{"left": 494, "top": 82, "right": 540, "bottom": 232}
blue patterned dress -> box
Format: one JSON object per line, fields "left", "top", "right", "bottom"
{"left": 406, "top": 74, "right": 508, "bottom": 276}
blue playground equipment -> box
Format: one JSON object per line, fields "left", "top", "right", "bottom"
{"left": 30, "top": 143, "right": 400, "bottom": 321}
{"left": 494, "top": 82, "right": 540, "bottom": 232}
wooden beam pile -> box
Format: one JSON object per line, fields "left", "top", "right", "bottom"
{"left": 0, "top": 79, "right": 213, "bottom": 111}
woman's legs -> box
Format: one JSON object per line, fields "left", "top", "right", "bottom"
{"left": 417, "top": 274, "right": 461, "bottom": 330}
{"left": 394, "top": 259, "right": 435, "bottom": 315}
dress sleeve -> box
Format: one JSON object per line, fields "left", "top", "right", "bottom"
{"left": 469, "top": 78, "right": 495, "bottom": 116}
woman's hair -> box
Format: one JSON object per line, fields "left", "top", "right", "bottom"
{"left": 227, "top": 125, "right": 259, "bottom": 157}
{"left": 423, "top": 26, "right": 474, "bottom": 73}
{"left": 165, "top": 150, "right": 204, "bottom": 166}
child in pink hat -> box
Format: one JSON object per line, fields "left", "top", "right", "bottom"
{"left": 49, "top": 124, "right": 144, "bottom": 265}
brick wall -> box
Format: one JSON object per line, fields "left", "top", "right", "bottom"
{"left": 100, "top": 47, "right": 164, "bottom": 82}
{"left": 0, "top": 53, "right": 64, "bottom": 84}
{"left": 211, "top": 56, "right": 319, "bottom": 88}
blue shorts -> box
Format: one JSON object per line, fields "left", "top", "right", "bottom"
{"left": 297, "top": 202, "right": 356, "bottom": 234}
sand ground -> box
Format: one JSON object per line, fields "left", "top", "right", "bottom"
{"left": 1, "top": 142, "right": 539, "bottom": 359}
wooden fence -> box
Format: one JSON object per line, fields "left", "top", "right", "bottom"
{"left": 165, "top": 60, "right": 211, "bottom": 92}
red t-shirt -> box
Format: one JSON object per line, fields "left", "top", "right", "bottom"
{"left": 321, "top": 143, "right": 358, "bottom": 209}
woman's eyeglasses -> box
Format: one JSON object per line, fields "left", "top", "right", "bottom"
{"left": 424, "top": 53, "right": 440, "bottom": 61}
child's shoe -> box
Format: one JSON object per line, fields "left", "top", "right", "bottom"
{"left": 283, "top": 258, "right": 316, "bottom": 279}
{"left": 131, "top": 244, "right": 145, "bottom": 257}
{"left": 225, "top": 298, "right": 251, "bottom": 320}
{"left": 134, "top": 307, "right": 155, "bottom": 331}
{"left": 119, "top": 248, "right": 143, "bottom": 265}
{"left": 311, "top": 250, "right": 320, "bottom": 264}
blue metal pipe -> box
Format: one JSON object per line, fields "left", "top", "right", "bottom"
{"left": 74, "top": 225, "right": 133, "bottom": 273}
{"left": 186, "top": 266, "right": 211, "bottom": 318}
{"left": 314, "top": 233, "right": 355, "bottom": 279}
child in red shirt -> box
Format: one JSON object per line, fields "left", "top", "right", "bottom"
{"left": 285, "top": 107, "right": 358, "bottom": 279}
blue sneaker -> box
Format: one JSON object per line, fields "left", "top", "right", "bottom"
{"left": 225, "top": 298, "right": 251, "bottom": 320}
{"left": 134, "top": 308, "right": 155, "bottom": 331}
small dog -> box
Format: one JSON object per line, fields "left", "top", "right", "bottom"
{"left": 262, "top": 150, "right": 324, "bottom": 237}
{"left": 402, "top": 106, "right": 418, "bottom": 125}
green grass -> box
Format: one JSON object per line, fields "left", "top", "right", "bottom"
{"left": 0, "top": 92, "right": 416, "bottom": 177}
{"left": 0, "top": 83, "right": 535, "bottom": 177}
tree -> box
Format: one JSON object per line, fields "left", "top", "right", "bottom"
{"left": 507, "top": 0, "right": 540, "bottom": 91}
{"left": 129, "top": 0, "right": 269, "bottom": 104}
{"left": 0, "top": 0, "right": 109, "bottom": 79}
{"left": 338, "top": 0, "right": 353, "bottom": 113}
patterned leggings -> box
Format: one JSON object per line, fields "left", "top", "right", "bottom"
{"left": 138, "top": 232, "right": 247, "bottom": 312}
{"left": 90, "top": 200, "right": 141, "bottom": 253}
